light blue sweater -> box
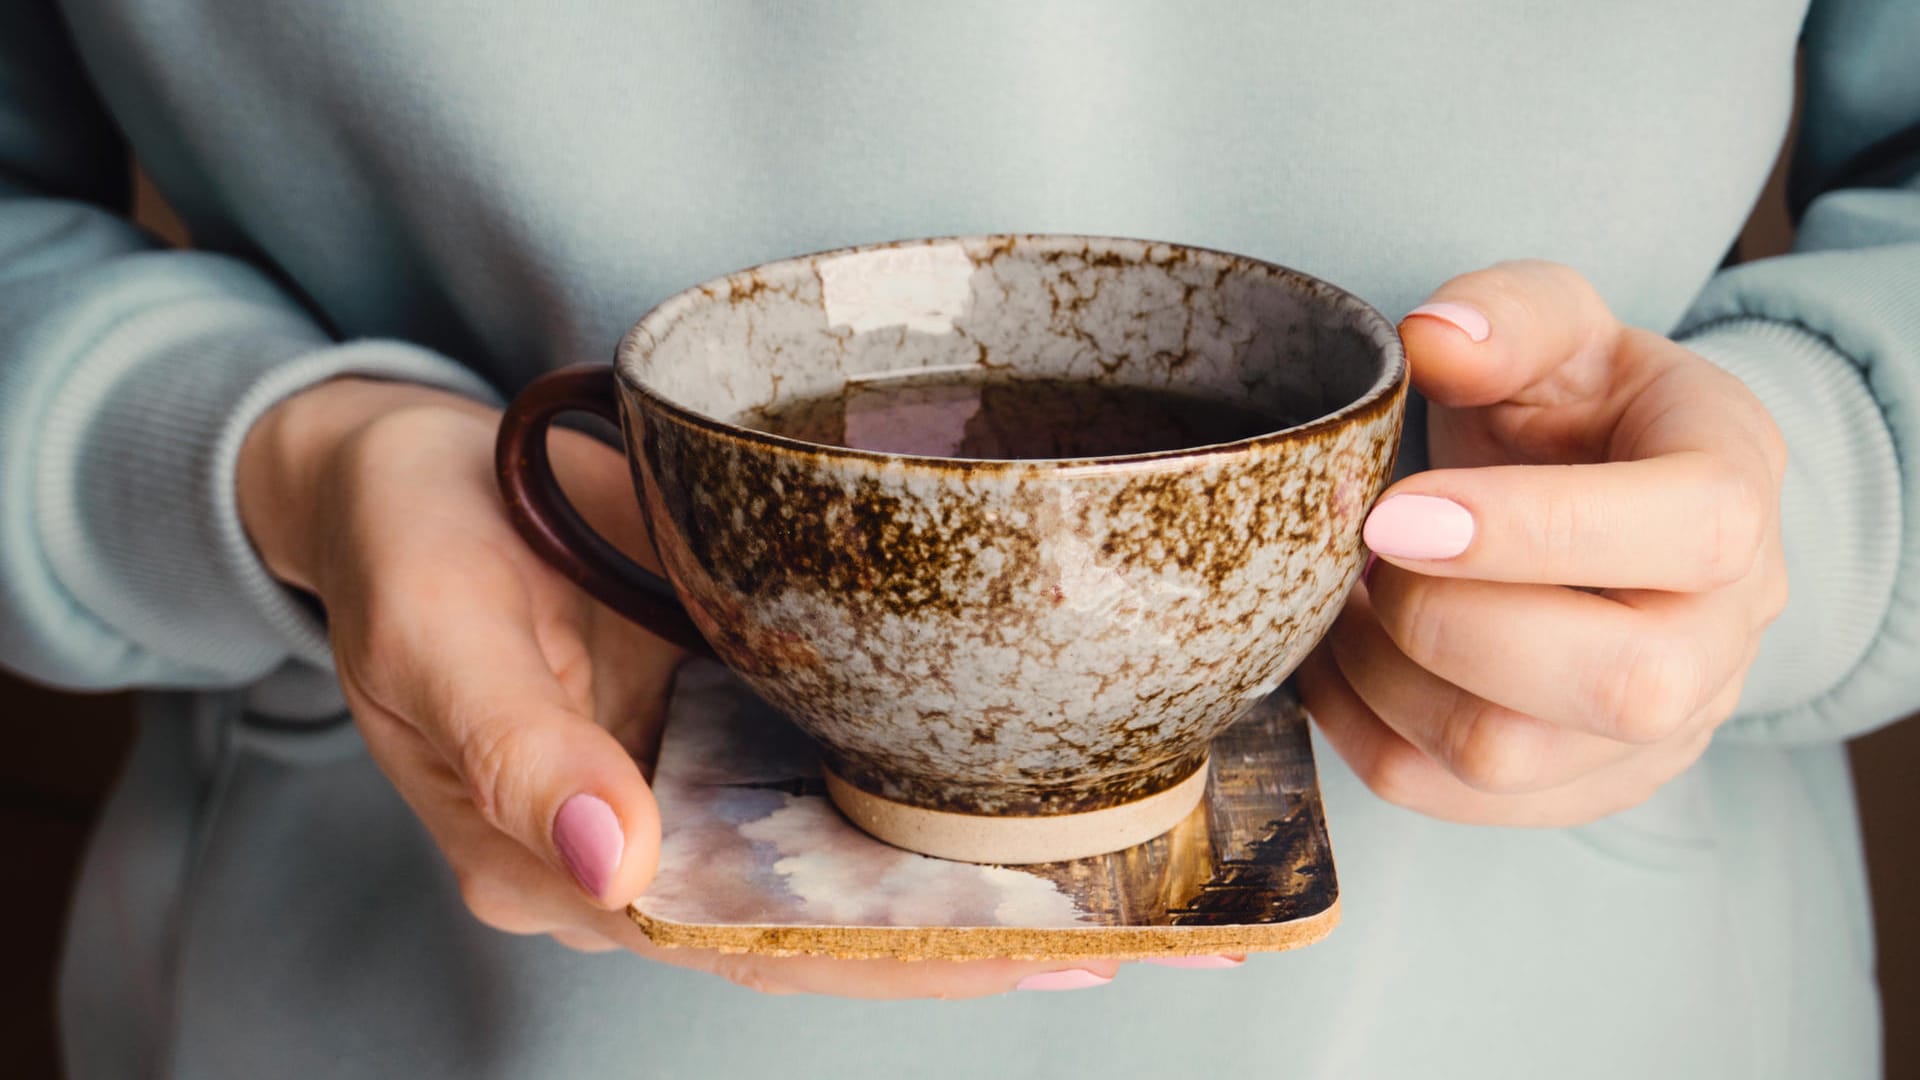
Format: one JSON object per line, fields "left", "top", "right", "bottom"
{"left": 3, "top": 2, "right": 1915, "bottom": 1077}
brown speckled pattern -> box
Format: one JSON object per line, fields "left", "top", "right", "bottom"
{"left": 617, "top": 236, "right": 1404, "bottom": 818}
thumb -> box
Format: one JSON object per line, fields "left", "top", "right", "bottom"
{"left": 510, "top": 713, "right": 663, "bottom": 910}
{"left": 1401, "top": 259, "right": 1621, "bottom": 408}
{"left": 390, "top": 566, "right": 663, "bottom": 909}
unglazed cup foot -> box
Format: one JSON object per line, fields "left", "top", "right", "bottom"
{"left": 822, "top": 758, "right": 1211, "bottom": 865}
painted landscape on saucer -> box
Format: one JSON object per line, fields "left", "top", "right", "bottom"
{"left": 632, "top": 662, "right": 1338, "bottom": 959}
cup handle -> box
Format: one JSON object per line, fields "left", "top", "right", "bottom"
{"left": 495, "top": 364, "right": 713, "bottom": 656}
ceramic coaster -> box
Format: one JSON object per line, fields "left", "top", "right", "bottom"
{"left": 629, "top": 662, "right": 1340, "bottom": 962}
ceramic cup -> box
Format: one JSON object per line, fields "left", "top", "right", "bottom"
{"left": 497, "top": 235, "right": 1405, "bottom": 865}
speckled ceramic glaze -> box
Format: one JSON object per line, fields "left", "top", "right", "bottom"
{"left": 498, "top": 235, "right": 1405, "bottom": 864}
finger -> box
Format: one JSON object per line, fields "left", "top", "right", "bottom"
{"left": 675, "top": 952, "right": 1125, "bottom": 1000}
{"left": 359, "top": 555, "right": 662, "bottom": 908}
{"left": 1610, "top": 335, "right": 1789, "bottom": 485}
{"left": 1297, "top": 647, "right": 1708, "bottom": 827}
{"left": 551, "top": 929, "right": 622, "bottom": 953}
{"left": 583, "top": 599, "right": 681, "bottom": 768}
{"left": 1365, "top": 563, "right": 1749, "bottom": 744}
{"left": 1371, "top": 327, "right": 1780, "bottom": 590}
{"left": 1362, "top": 449, "right": 1773, "bottom": 591}
{"left": 1400, "top": 260, "right": 1621, "bottom": 408}
{"left": 1298, "top": 645, "right": 1531, "bottom": 823}
{"left": 347, "top": 693, "right": 631, "bottom": 935}
{"left": 1325, "top": 593, "right": 1634, "bottom": 793}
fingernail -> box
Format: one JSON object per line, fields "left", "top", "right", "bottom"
{"left": 1143, "top": 954, "right": 1245, "bottom": 969}
{"left": 553, "top": 794, "right": 623, "bottom": 900}
{"left": 1405, "top": 302, "right": 1490, "bottom": 343}
{"left": 1364, "top": 495, "right": 1475, "bottom": 560}
{"left": 1016, "top": 969, "right": 1113, "bottom": 992}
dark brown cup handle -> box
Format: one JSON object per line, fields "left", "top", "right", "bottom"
{"left": 495, "top": 364, "right": 714, "bottom": 656}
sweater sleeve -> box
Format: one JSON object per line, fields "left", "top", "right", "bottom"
{"left": 0, "top": 3, "right": 495, "bottom": 691}
{"left": 1674, "top": 0, "right": 1920, "bottom": 743}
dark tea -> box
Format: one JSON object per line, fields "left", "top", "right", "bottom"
{"left": 739, "top": 369, "right": 1301, "bottom": 459}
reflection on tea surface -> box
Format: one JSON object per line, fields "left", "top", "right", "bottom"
{"left": 741, "top": 369, "right": 1303, "bottom": 459}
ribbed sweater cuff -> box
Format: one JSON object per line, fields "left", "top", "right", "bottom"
{"left": 1679, "top": 317, "right": 1902, "bottom": 742}
{"left": 35, "top": 300, "right": 498, "bottom": 682}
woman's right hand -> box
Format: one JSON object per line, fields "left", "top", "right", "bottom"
{"left": 234, "top": 376, "right": 1125, "bottom": 996}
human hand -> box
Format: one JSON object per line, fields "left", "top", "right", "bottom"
{"left": 1296, "top": 261, "right": 1789, "bottom": 826}
{"left": 236, "top": 377, "right": 1130, "bottom": 995}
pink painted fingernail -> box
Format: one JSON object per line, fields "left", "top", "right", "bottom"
{"left": 1143, "top": 954, "right": 1246, "bottom": 969}
{"left": 553, "top": 794, "right": 623, "bottom": 900}
{"left": 1405, "top": 302, "right": 1490, "bottom": 343}
{"left": 1364, "top": 495, "right": 1475, "bottom": 560}
{"left": 1016, "top": 969, "right": 1113, "bottom": 992}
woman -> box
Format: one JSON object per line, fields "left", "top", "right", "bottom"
{"left": 4, "top": 2, "right": 1912, "bottom": 1076}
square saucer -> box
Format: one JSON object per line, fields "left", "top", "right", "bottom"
{"left": 629, "top": 662, "right": 1339, "bottom": 962}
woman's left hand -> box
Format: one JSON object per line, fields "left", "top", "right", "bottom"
{"left": 1297, "top": 261, "right": 1790, "bottom": 826}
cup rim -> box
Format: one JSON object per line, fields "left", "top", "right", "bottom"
{"left": 615, "top": 234, "right": 1407, "bottom": 472}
